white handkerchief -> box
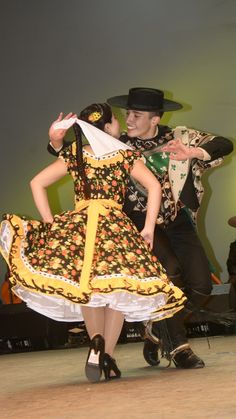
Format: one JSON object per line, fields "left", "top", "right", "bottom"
{"left": 54, "top": 118, "right": 132, "bottom": 157}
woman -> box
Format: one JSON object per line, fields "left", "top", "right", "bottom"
{"left": 0, "top": 103, "right": 186, "bottom": 382}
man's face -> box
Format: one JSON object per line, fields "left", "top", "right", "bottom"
{"left": 125, "top": 110, "right": 160, "bottom": 139}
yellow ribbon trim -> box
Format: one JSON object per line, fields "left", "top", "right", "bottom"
{"left": 75, "top": 199, "right": 122, "bottom": 293}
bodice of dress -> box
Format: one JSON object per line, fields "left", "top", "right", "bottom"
{"left": 60, "top": 145, "right": 143, "bottom": 206}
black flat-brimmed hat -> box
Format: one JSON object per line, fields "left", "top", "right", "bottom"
{"left": 107, "top": 87, "right": 182, "bottom": 112}
{"left": 228, "top": 216, "right": 236, "bottom": 228}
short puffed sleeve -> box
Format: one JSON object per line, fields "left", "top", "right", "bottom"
{"left": 58, "top": 142, "right": 77, "bottom": 174}
{"left": 122, "top": 149, "right": 145, "bottom": 174}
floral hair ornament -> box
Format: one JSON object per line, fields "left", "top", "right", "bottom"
{"left": 88, "top": 111, "right": 102, "bottom": 123}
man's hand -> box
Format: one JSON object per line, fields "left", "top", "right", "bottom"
{"left": 48, "top": 112, "right": 77, "bottom": 146}
{"left": 160, "top": 139, "right": 204, "bottom": 161}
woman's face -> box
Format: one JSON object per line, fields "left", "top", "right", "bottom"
{"left": 104, "top": 114, "right": 120, "bottom": 139}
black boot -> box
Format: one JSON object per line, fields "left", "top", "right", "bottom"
{"left": 142, "top": 320, "right": 172, "bottom": 366}
{"left": 143, "top": 339, "right": 160, "bottom": 366}
{"left": 143, "top": 312, "right": 206, "bottom": 369}
{"left": 166, "top": 308, "right": 205, "bottom": 369}
{"left": 170, "top": 344, "right": 205, "bottom": 369}
{"left": 142, "top": 320, "right": 160, "bottom": 366}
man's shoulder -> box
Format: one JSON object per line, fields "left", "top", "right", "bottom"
{"left": 158, "top": 124, "right": 173, "bottom": 139}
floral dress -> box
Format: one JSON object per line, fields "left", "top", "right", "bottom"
{"left": 0, "top": 144, "right": 186, "bottom": 322}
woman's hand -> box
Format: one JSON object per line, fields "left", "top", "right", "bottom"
{"left": 48, "top": 112, "right": 77, "bottom": 145}
{"left": 43, "top": 218, "right": 54, "bottom": 224}
{"left": 130, "top": 159, "right": 161, "bottom": 252}
{"left": 140, "top": 227, "right": 154, "bottom": 250}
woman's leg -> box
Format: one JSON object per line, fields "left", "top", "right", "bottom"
{"left": 104, "top": 307, "right": 124, "bottom": 356}
{"left": 80, "top": 306, "right": 106, "bottom": 382}
{"left": 81, "top": 306, "right": 105, "bottom": 338}
{"left": 81, "top": 306, "right": 124, "bottom": 380}
{"left": 102, "top": 307, "right": 124, "bottom": 379}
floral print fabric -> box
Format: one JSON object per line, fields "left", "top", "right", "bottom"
{"left": 0, "top": 146, "right": 186, "bottom": 321}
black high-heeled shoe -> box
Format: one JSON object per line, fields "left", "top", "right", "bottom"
{"left": 85, "top": 334, "right": 105, "bottom": 383}
{"left": 103, "top": 353, "right": 121, "bottom": 380}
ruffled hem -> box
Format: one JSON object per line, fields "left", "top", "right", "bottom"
{"left": 0, "top": 218, "right": 185, "bottom": 303}
{"left": 1, "top": 217, "right": 186, "bottom": 323}
{"left": 13, "top": 284, "right": 185, "bottom": 323}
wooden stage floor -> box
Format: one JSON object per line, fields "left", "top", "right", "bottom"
{"left": 0, "top": 335, "right": 236, "bottom": 418}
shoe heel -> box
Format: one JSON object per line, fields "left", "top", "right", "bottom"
{"left": 85, "top": 334, "right": 105, "bottom": 383}
{"left": 103, "top": 353, "right": 121, "bottom": 380}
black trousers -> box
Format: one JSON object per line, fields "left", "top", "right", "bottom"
{"left": 129, "top": 208, "right": 213, "bottom": 348}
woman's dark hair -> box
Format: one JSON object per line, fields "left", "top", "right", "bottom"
{"left": 72, "top": 103, "right": 112, "bottom": 200}
{"left": 79, "top": 103, "right": 112, "bottom": 130}
{"left": 73, "top": 123, "right": 91, "bottom": 199}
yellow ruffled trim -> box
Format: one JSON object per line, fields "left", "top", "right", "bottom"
{"left": 1, "top": 211, "right": 186, "bottom": 315}
{"left": 9, "top": 251, "right": 186, "bottom": 307}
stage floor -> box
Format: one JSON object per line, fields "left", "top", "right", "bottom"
{"left": 1, "top": 335, "right": 236, "bottom": 418}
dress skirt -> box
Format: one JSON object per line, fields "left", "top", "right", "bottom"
{"left": 0, "top": 147, "right": 186, "bottom": 323}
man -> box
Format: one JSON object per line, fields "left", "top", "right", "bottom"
{"left": 106, "top": 87, "right": 233, "bottom": 369}
{"left": 47, "top": 88, "right": 233, "bottom": 368}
